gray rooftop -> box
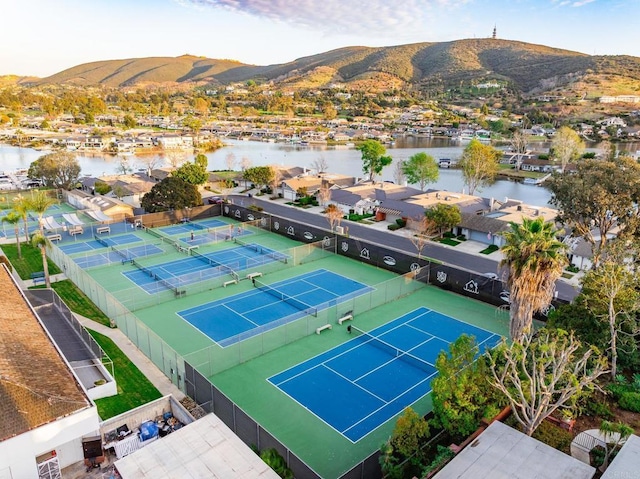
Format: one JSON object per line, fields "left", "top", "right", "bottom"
{"left": 434, "top": 421, "right": 595, "bottom": 479}
{"left": 114, "top": 414, "right": 281, "bottom": 479}
{"left": 601, "top": 434, "right": 640, "bottom": 479}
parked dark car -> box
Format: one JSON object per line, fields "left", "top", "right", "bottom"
{"left": 207, "top": 196, "right": 223, "bottom": 204}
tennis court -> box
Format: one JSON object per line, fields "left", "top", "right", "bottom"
{"left": 178, "top": 269, "right": 373, "bottom": 346}
{"left": 122, "top": 244, "right": 290, "bottom": 294}
{"left": 60, "top": 233, "right": 141, "bottom": 255}
{"left": 160, "top": 218, "right": 228, "bottom": 236}
{"left": 268, "top": 307, "right": 502, "bottom": 442}
{"left": 75, "top": 243, "right": 165, "bottom": 269}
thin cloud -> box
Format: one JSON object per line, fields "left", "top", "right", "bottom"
{"left": 182, "top": 0, "right": 470, "bottom": 35}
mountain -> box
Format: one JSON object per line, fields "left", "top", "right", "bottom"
{"left": 35, "top": 39, "right": 640, "bottom": 94}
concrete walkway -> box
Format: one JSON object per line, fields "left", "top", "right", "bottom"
{"left": 75, "top": 313, "right": 185, "bottom": 400}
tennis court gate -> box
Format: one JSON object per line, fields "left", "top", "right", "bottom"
{"left": 183, "top": 360, "right": 383, "bottom": 479}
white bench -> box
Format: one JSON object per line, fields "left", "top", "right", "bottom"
{"left": 96, "top": 226, "right": 110, "bottom": 234}
{"left": 223, "top": 279, "right": 238, "bottom": 288}
{"left": 338, "top": 314, "right": 353, "bottom": 325}
{"left": 246, "top": 272, "right": 263, "bottom": 280}
{"left": 46, "top": 233, "right": 62, "bottom": 242}
{"left": 316, "top": 324, "right": 332, "bottom": 334}
{"left": 69, "top": 225, "right": 83, "bottom": 236}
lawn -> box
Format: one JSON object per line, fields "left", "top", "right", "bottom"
{"left": 50, "top": 280, "right": 113, "bottom": 327}
{"left": 1, "top": 242, "right": 61, "bottom": 279}
{"left": 89, "top": 330, "right": 162, "bottom": 419}
{"left": 45, "top": 279, "right": 161, "bottom": 418}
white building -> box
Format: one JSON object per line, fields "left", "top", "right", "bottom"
{"left": 0, "top": 265, "right": 100, "bottom": 479}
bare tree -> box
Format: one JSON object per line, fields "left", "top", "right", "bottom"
{"left": 407, "top": 217, "right": 436, "bottom": 258}
{"left": 317, "top": 181, "right": 332, "bottom": 207}
{"left": 138, "top": 156, "right": 162, "bottom": 177}
{"left": 325, "top": 204, "right": 344, "bottom": 232}
{"left": 165, "top": 150, "right": 187, "bottom": 169}
{"left": 489, "top": 329, "right": 608, "bottom": 436}
{"left": 509, "top": 130, "right": 528, "bottom": 171}
{"left": 311, "top": 156, "right": 329, "bottom": 174}
{"left": 116, "top": 156, "right": 133, "bottom": 175}
{"left": 393, "top": 160, "right": 406, "bottom": 185}
{"left": 269, "top": 165, "right": 282, "bottom": 198}
{"left": 240, "top": 156, "right": 252, "bottom": 171}
{"left": 225, "top": 152, "right": 237, "bottom": 171}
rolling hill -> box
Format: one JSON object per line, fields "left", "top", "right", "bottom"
{"left": 35, "top": 39, "right": 640, "bottom": 95}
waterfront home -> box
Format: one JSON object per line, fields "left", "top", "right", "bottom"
{"left": 279, "top": 172, "right": 355, "bottom": 201}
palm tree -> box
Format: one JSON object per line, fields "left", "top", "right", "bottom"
{"left": 2, "top": 211, "right": 22, "bottom": 259}
{"left": 31, "top": 233, "right": 51, "bottom": 288}
{"left": 13, "top": 194, "right": 31, "bottom": 242}
{"left": 28, "top": 190, "right": 57, "bottom": 234}
{"left": 500, "top": 217, "right": 568, "bottom": 342}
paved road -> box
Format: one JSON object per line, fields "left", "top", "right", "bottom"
{"left": 229, "top": 195, "right": 579, "bottom": 302}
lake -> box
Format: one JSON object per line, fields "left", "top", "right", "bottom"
{"left": 2, "top": 138, "right": 638, "bottom": 206}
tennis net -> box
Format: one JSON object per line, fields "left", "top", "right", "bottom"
{"left": 234, "top": 237, "right": 260, "bottom": 252}
{"left": 235, "top": 237, "right": 288, "bottom": 264}
{"left": 111, "top": 245, "right": 130, "bottom": 262}
{"left": 187, "top": 220, "right": 207, "bottom": 231}
{"left": 130, "top": 259, "right": 177, "bottom": 293}
{"left": 190, "top": 250, "right": 238, "bottom": 280}
{"left": 145, "top": 227, "right": 166, "bottom": 242}
{"left": 254, "top": 279, "right": 317, "bottom": 317}
{"left": 350, "top": 325, "right": 433, "bottom": 374}
{"left": 94, "top": 235, "right": 109, "bottom": 248}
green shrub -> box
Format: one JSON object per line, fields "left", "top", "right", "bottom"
{"left": 439, "top": 238, "right": 461, "bottom": 246}
{"left": 566, "top": 265, "right": 579, "bottom": 273}
{"left": 538, "top": 154, "right": 549, "bottom": 160}
{"left": 443, "top": 231, "right": 455, "bottom": 238}
{"left": 421, "top": 445, "right": 455, "bottom": 477}
{"left": 456, "top": 235, "right": 467, "bottom": 241}
{"left": 388, "top": 224, "right": 401, "bottom": 231}
{"left": 479, "top": 244, "right": 499, "bottom": 254}
{"left": 584, "top": 400, "right": 613, "bottom": 419}
{"left": 259, "top": 448, "right": 293, "bottom": 479}
{"left": 248, "top": 204, "right": 264, "bottom": 212}
{"left": 396, "top": 218, "right": 406, "bottom": 227}
{"left": 532, "top": 420, "right": 574, "bottom": 454}
{"left": 619, "top": 392, "right": 640, "bottom": 412}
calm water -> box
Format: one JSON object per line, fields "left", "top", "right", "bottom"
{"left": 2, "top": 139, "right": 639, "bottom": 206}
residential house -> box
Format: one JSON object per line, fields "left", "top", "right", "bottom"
{"left": 0, "top": 265, "right": 100, "bottom": 479}
{"left": 155, "top": 134, "right": 194, "bottom": 149}
{"left": 330, "top": 181, "right": 418, "bottom": 215}
{"left": 279, "top": 172, "right": 355, "bottom": 201}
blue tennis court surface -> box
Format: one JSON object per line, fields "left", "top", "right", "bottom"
{"left": 74, "top": 243, "right": 164, "bottom": 269}
{"left": 160, "top": 219, "right": 228, "bottom": 236}
{"left": 269, "top": 308, "right": 502, "bottom": 442}
{"left": 123, "top": 244, "right": 290, "bottom": 294}
{"left": 61, "top": 233, "right": 141, "bottom": 254}
{"left": 178, "top": 269, "right": 373, "bottom": 346}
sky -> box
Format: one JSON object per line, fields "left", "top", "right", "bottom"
{"left": 2, "top": 0, "right": 639, "bottom": 77}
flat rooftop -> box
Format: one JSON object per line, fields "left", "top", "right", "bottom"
{"left": 434, "top": 421, "right": 595, "bottom": 479}
{"left": 114, "top": 414, "right": 280, "bottom": 479}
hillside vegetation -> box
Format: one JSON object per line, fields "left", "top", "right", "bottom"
{"left": 33, "top": 39, "right": 640, "bottom": 95}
